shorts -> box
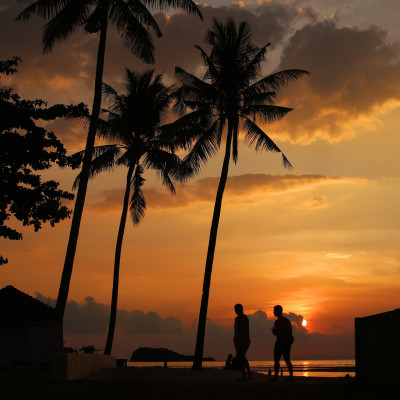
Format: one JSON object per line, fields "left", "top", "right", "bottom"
{"left": 274, "top": 342, "right": 291, "bottom": 360}
{"left": 234, "top": 341, "right": 250, "bottom": 358}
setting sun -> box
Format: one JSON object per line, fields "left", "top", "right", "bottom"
{"left": 302, "top": 319, "right": 307, "bottom": 327}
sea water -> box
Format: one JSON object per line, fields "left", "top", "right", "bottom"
{"left": 128, "top": 359, "right": 355, "bottom": 378}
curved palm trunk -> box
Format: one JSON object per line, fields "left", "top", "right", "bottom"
{"left": 104, "top": 165, "right": 134, "bottom": 355}
{"left": 192, "top": 125, "right": 234, "bottom": 370}
{"left": 55, "top": 19, "right": 108, "bottom": 320}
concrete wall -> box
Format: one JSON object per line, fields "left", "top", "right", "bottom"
{"left": 51, "top": 353, "right": 116, "bottom": 380}
{"left": 355, "top": 309, "right": 400, "bottom": 384}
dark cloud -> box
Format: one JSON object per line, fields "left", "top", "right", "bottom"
{"left": 35, "top": 293, "right": 183, "bottom": 335}
{"left": 195, "top": 310, "right": 353, "bottom": 359}
{"left": 118, "top": 309, "right": 183, "bottom": 334}
{"left": 272, "top": 19, "right": 400, "bottom": 142}
{"left": 35, "top": 293, "right": 353, "bottom": 358}
{"left": 91, "top": 173, "right": 356, "bottom": 213}
{"left": 64, "top": 296, "right": 110, "bottom": 334}
{"left": 3, "top": 1, "right": 400, "bottom": 147}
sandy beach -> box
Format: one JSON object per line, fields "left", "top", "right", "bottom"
{"left": 1, "top": 367, "right": 390, "bottom": 400}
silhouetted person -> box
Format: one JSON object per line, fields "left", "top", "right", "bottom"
{"left": 271, "top": 305, "right": 294, "bottom": 380}
{"left": 225, "top": 353, "right": 233, "bottom": 369}
{"left": 231, "top": 356, "right": 239, "bottom": 370}
{"left": 233, "top": 303, "right": 252, "bottom": 380}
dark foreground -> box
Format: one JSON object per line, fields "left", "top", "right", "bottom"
{"left": 0, "top": 367, "right": 390, "bottom": 400}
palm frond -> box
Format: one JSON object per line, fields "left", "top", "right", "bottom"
{"left": 41, "top": 0, "right": 92, "bottom": 53}
{"left": 247, "top": 69, "right": 310, "bottom": 94}
{"left": 129, "top": 164, "right": 146, "bottom": 224}
{"left": 72, "top": 145, "right": 122, "bottom": 189}
{"left": 140, "top": 0, "right": 203, "bottom": 20}
{"left": 16, "top": 0, "right": 69, "bottom": 21}
{"left": 243, "top": 118, "right": 292, "bottom": 168}
{"left": 120, "top": 0, "right": 162, "bottom": 37}
{"left": 241, "top": 104, "right": 292, "bottom": 123}
{"left": 160, "top": 109, "right": 213, "bottom": 151}
{"left": 182, "top": 121, "right": 221, "bottom": 174}
{"left": 232, "top": 122, "right": 239, "bottom": 164}
{"left": 109, "top": 1, "right": 155, "bottom": 64}
{"left": 242, "top": 90, "right": 276, "bottom": 105}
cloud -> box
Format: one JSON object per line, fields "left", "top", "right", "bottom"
{"left": 118, "top": 309, "right": 183, "bottom": 334}
{"left": 90, "top": 173, "right": 361, "bottom": 213}
{"left": 271, "top": 19, "right": 400, "bottom": 143}
{"left": 301, "top": 194, "right": 328, "bottom": 210}
{"left": 35, "top": 293, "right": 353, "bottom": 358}
{"left": 35, "top": 293, "right": 183, "bottom": 335}
{"left": 326, "top": 253, "right": 352, "bottom": 259}
{"left": 5, "top": 1, "right": 399, "bottom": 148}
{"left": 198, "top": 310, "right": 353, "bottom": 359}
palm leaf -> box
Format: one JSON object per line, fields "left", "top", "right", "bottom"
{"left": 241, "top": 104, "right": 292, "bottom": 123}
{"left": 140, "top": 0, "right": 203, "bottom": 20}
{"left": 129, "top": 164, "right": 146, "bottom": 225}
{"left": 16, "top": 0, "right": 69, "bottom": 21}
{"left": 182, "top": 121, "right": 221, "bottom": 174}
{"left": 72, "top": 144, "right": 122, "bottom": 189}
{"left": 42, "top": 0, "right": 92, "bottom": 53}
{"left": 247, "top": 69, "right": 310, "bottom": 94}
{"left": 109, "top": 0, "right": 155, "bottom": 64}
{"left": 243, "top": 118, "right": 292, "bottom": 168}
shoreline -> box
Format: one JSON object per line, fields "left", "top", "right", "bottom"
{"left": 3, "top": 366, "right": 392, "bottom": 400}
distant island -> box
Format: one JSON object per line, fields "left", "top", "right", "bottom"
{"left": 130, "top": 347, "right": 215, "bottom": 362}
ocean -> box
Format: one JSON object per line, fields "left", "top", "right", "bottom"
{"left": 128, "top": 359, "right": 355, "bottom": 378}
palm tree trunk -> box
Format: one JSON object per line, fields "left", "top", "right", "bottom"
{"left": 192, "top": 124, "right": 233, "bottom": 370}
{"left": 104, "top": 165, "right": 134, "bottom": 355}
{"left": 54, "top": 19, "right": 108, "bottom": 320}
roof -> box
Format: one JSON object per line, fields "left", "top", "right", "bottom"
{"left": 356, "top": 308, "right": 400, "bottom": 322}
{"left": 0, "top": 285, "right": 55, "bottom": 319}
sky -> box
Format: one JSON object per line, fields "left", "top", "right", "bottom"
{"left": 1, "top": 0, "right": 400, "bottom": 360}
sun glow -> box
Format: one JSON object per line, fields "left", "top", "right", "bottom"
{"left": 302, "top": 319, "right": 307, "bottom": 327}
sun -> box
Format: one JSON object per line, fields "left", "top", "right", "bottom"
{"left": 302, "top": 318, "right": 307, "bottom": 327}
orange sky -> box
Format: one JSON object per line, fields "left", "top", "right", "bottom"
{"left": 1, "top": 0, "right": 400, "bottom": 360}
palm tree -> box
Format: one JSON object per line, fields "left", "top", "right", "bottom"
{"left": 170, "top": 18, "right": 309, "bottom": 369}
{"left": 73, "top": 69, "right": 190, "bottom": 354}
{"left": 16, "top": 0, "right": 202, "bottom": 320}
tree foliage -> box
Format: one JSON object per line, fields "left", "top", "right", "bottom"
{"left": 0, "top": 57, "right": 88, "bottom": 265}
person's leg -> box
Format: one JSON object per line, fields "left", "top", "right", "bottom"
{"left": 273, "top": 343, "right": 281, "bottom": 377}
{"left": 282, "top": 344, "right": 293, "bottom": 377}
{"left": 236, "top": 348, "right": 246, "bottom": 379}
{"left": 243, "top": 344, "right": 252, "bottom": 377}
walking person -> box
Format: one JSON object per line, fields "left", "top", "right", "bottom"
{"left": 233, "top": 303, "right": 252, "bottom": 380}
{"left": 271, "top": 305, "right": 294, "bottom": 380}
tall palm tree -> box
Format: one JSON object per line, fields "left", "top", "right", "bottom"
{"left": 73, "top": 69, "right": 189, "bottom": 354}
{"left": 170, "top": 18, "right": 309, "bottom": 369}
{"left": 16, "top": 0, "right": 202, "bottom": 320}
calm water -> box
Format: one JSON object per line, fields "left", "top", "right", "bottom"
{"left": 128, "top": 360, "right": 355, "bottom": 378}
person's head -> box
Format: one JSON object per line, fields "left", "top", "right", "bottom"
{"left": 273, "top": 305, "right": 283, "bottom": 317}
{"left": 234, "top": 303, "right": 244, "bottom": 315}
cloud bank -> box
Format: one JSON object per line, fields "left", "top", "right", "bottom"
{"left": 90, "top": 173, "right": 361, "bottom": 213}
{"left": 35, "top": 293, "right": 353, "bottom": 359}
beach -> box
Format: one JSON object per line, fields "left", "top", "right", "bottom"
{"left": 1, "top": 367, "right": 390, "bottom": 400}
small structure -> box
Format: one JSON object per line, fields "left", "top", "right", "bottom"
{"left": 0, "top": 285, "right": 62, "bottom": 368}
{"left": 355, "top": 308, "right": 400, "bottom": 384}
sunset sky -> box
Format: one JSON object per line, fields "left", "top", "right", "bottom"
{"left": 1, "top": 0, "right": 400, "bottom": 360}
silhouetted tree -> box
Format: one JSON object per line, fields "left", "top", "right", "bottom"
{"left": 73, "top": 69, "right": 191, "bottom": 355}
{"left": 80, "top": 345, "right": 100, "bottom": 353}
{"left": 17, "top": 0, "right": 202, "bottom": 320}
{"left": 0, "top": 57, "right": 87, "bottom": 265}
{"left": 172, "top": 19, "right": 309, "bottom": 369}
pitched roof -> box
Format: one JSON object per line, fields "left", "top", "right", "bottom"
{"left": 0, "top": 285, "right": 55, "bottom": 319}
